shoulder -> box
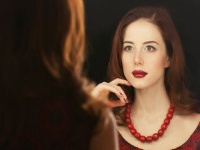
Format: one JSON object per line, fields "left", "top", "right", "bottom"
{"left": 190, "top": 112, "right": 200, "bottom": 122}
{"left": 90, "top": 111, "right": 119, "bottom": 150}
{"left": 173, "top": 112, "right": 200, "bottom": 135}
{"left": 94, "top": 111, "right": 117, "bottom": 135}
{"left": 174, "top": 112, "right": 200, "bottom": 123}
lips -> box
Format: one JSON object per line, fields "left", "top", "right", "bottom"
{"left": 132, "top": 70, "right": 147, "bottom": 78}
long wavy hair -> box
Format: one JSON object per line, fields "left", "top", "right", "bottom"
{"left": 107, "top": 6, "right": 199, "bottom": 124}
{"left": 0, "top": 0, "right": 107, "bottom": 147}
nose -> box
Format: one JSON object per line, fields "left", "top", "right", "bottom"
{"left": 134, "top": 51, "right": 143, "bottom": 65}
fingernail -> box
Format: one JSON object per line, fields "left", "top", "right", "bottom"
{"left": 124, "top": 98, "right": 129, "bottom": 103}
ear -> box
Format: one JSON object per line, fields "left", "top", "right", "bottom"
{"left": 164, "top": 57, "right": 170, "bottom": 68}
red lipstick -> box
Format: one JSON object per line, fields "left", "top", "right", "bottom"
{"left": 132, "top": 70, "right": 147, "bottom": 78}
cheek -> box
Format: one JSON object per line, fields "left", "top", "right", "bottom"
{"left": 151, "top": 56, "right": 168, "bottom": 69}
{"left": 122, "top": 60, "right": 134, "bottom": 82}
{"left": 122, "top": 56, "right": 132, "bottom": 71}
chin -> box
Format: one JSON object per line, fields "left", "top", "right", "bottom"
{"left": 132, "top": 84, "right": 146, "bottom": 90}
{"left": 134, "top": 87, "right": 145, "bottom": 90}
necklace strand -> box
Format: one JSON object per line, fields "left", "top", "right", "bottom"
{"left": 125, "top": 103, "right": 174, "bottom": 142}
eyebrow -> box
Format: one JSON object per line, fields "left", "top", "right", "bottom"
{"left": 123, "top": 41, "right": 134, "bottom": 44}
{"left": 123, "top": 41, "right": 159, "bottom": 45}
{"left": 144, "top": 41, "right": 159, "bottom": 45}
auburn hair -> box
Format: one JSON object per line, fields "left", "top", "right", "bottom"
{"left": 0, "top": 0, "right": 91, "bottom": 96}
{"left": 0, "top": 0, "right": 108, "bottom": 143}
{"left": 107, "top": 6, "right": 199, "bottom": 124}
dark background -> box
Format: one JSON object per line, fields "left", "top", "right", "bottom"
{"left": 84, "top": 0, "right": 200, "bottom": 96}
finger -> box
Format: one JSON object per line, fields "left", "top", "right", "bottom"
{"left": 98, "top": 82, "right": 123, "bottom": 96}
{"left": 92, "top": 82, "right": 124, "bottom": 100}
{"left": 114, "top": 85, "right": 128, "bottom": 102}
{"left": 105, "top": 100, "right": 127, "bottom": 107}
{"left": 102, "top": 83, "right": 128, "bottom": 103}
{"left": 92, "top": 82, "right": 129, "bottom": 104}
{"left": 105, "top": 83, "right": 128, "bottom": 103}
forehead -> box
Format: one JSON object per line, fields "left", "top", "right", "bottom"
{"left": 123, "top": 19, "right": 164, "bottom": 43}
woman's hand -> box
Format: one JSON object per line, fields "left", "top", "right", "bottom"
{"left": 91, "top": 78, "right": 131, "bottom": 107}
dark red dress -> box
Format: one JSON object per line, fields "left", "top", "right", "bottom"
{"left": 119, "top": 122, "right": 200, "bottom": 150}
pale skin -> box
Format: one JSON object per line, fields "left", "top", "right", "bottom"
{"left": 92, "top": 19, "right": 200, "bottom": 150}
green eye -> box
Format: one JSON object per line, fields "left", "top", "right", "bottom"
{"left": 123, "top": 46, "right": 133, "bottom": 51}
{"left": 145, "top": 45, "right": 156, "bottom": 52}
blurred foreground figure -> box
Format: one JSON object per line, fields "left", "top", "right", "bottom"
{"left": 0, "top": 0, "right": 118, "bottom": 150}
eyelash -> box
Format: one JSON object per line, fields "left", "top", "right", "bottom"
{"left": 123, "top": 45, "right": 156, "bottom": 52}
{"left": 123, "top": 45, "right": 133, "bottom": 51}
{"left": 145, "top": 45, "right": 156, "bottom": 52}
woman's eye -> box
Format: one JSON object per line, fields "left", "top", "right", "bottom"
{"left": 123, "top": 46, "right": 133, "bottom": 51}
{"left": 145, "top": 45, "right": 156, "bottom": 52}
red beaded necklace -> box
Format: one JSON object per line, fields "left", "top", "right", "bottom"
{"left": 125, "top": 103, "right": 174, "bottom": 142}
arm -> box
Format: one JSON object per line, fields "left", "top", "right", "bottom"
{"left": 89, "top": 112, "right": 119, "bottom": 150}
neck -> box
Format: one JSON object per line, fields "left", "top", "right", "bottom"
{"left": 132, "top": 84, "right": 170, "bottom": 115}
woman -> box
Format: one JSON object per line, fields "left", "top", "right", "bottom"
{"left": 92, "top": 6, "right": 200, "bottom": 149}
{"left": 0, "top": 0, "right": 118, "bottom": 150}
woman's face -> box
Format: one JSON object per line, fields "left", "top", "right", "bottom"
{"left": 121, "top": 19, "right": 170, "bottom": 90}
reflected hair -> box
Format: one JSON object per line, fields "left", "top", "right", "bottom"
{"left": 107, "top": 6, "right": 199, "bottom": 124}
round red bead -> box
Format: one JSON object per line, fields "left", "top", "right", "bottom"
{"left": 127, "top": 123, "right": 133, "bottom": 129}
{"left": 126, "top": 118, "right": 131, "bottom": 123}
{"left": 140, "top": 136, "right": 146, "bottom": 142}
{"left": 134, "top": 132, "right": 141, "bottom": 139}
{"left": 125, "top": 113, "right": 130, "bottom": 118}
{"left": 152, "top": 133, "right": 159, "bottom": 140}
{"left": 164, "top": 118, "right": 170, "bottom": 125}
{"left": 130, "top": 129, "right": 136, "bottom": 134}
{"left": 158, "top": 129, "right": 164, "bottom": 135}
{"left": 146, "top": 136, "right": 153, "bottom": 142}
{"left": 169, "top": 108, "right": 174, "bottom": 113}
{"left": 161, "top": 124, "right": 167, "bottom": 130}
{"left": 126, "top": 109, "right": 131, "bottom": 113}
{"left": 167, "top": 113, "right": 173, "bottom": 119}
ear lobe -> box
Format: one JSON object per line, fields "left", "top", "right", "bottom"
{"left": 164, "top": 58, "right": 170, "bottom": 68}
